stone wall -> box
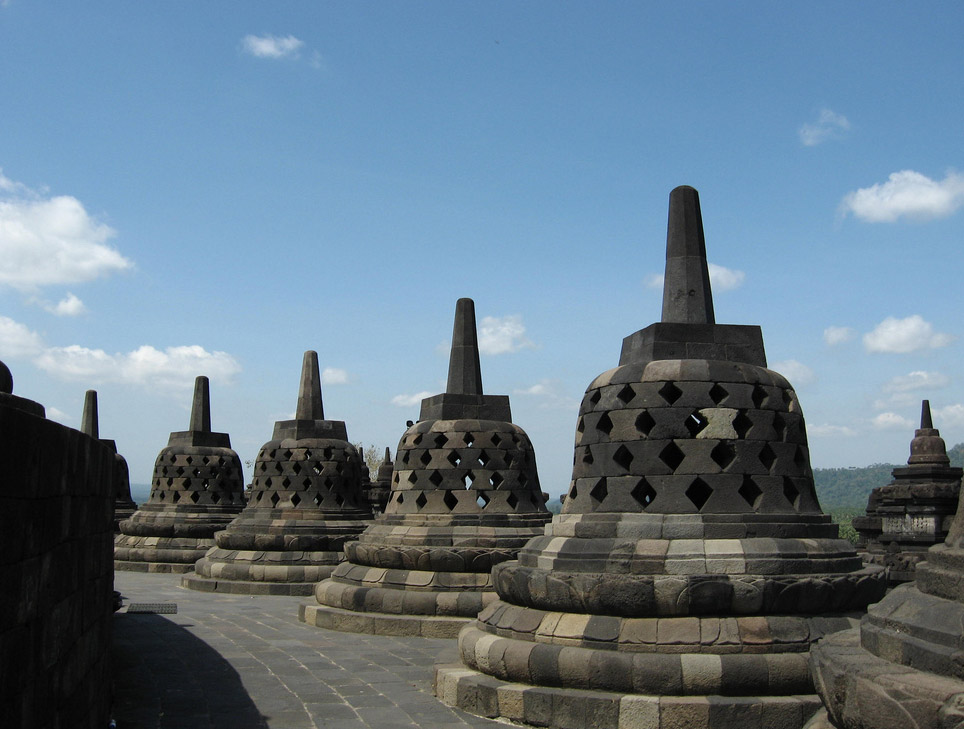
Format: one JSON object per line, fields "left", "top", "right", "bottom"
{"left": 0, "top": 397, "right": 116, "bottom": 729}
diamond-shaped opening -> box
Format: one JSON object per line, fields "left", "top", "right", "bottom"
{"left": 733, "top": 411, "right": 753, "bottom": 439}
{"left": 335, "top": 493, "right": 344, "bottom": 506}
{"left": 302, "top": 477, "right": 312, "bottom": 490}
{"left": 401, "top": 451, "right": 410, "bottom": 465}
{"left": 772, "top": 412, "right": 786, "bottom": 441}
{"left": 407, "top": 472, "right": 418, "bottom": 484}
{"left": 491, "top": 433, "right": 502, "bottom": 446}
{"left": 160, "top": 467, "right": 168, "bottom": 477}
{"left": 259, "top": 461, "right": 268, "bottom": 472}
{"left": 397, "top": 493, "right": 404, "bottom": 504}
{"left": 477, "top": 451, "right": 490, "bottom": 467}
{"left": 282, "top": 449, "right": 292, "bottom": 460}
{"left": 434, "top": 433, "right": 448, "bottom": 448}
{"left": 157, "top": 491, "right": 165, "bottom": 501}
{"left": 292, "top": 462, "right": 302, "bottom": 475}
{"left": 281, "top": 477, "right": 291, "bottom": 488}
{"left": 506, "top": 492, "right": 518, "bottom": 508}
{"left": 613, "top": 444, "right": 634, "bottom": 471}
{"left": 752, "top": 384, "right": 768, "bottom": 409}
{"left": 189, "top": 491, "right": 201, "bottom": 504}
{"left": 658, "top": 442, "right": 685, "bottom": 471}
{"left": 782, "top": 389, "right": 794, "bottom": 406}
{"left": 393, "top": 473, "right": 400, "bottom": 484}
{"left": 635, "top": 411, "right": 656, "bottom": 436}
{"left": 428, "top": 470, "right": 443, "bottom": 487}
{"left": 794, "top": 445, "right": 807, "bottom": 470}
{"left": 175, "top": 466, "right": 185, "bottom": 476}
{"left": 519, "top": 473, "right": 528, "bottom": 486}
{"left": 596, "top": 413, "right": 614, "bottom": 436}
{"left": 304, "top": 449, "right": 312, "bottom": 459}
{"left": 313, "top": 494, "right": 323, "bottom": 506}
{"left": 217, "top": 457, "right": 225, "bottom": 467}
{"left": 582, "top": 446, "right": 594, "bottom": 465}
{"left": 659, "top": 382, "right": 683, "bottom": 405}
{"left": 463, "top": 432, "right": 475, "bottom": 446}
{"left": 616, "top": 384, "right": 635, "bottom": 404}
{"left": 448, "top": 451, "right": 462, "bottom": 467}
{"left": 324, "top": 476, "right": 334, "bottom": 489}
{"left": 463, "top": 471, "right": 475, "bottom": 488}
{"left": 577, "top": 417, "right": 586, "bottom": 433}
{"left": 759, "top": 443, "right": 777, "bottom": 472}
{"left": 710, "top": 442, "right": 736, "bottom": 471}
{"left": 590, "top": 478, "right": 608, "bottom": 504}
{"left": 490, "top": 472, "right": 504, "bottom": 488}
{"left": 568, "top": 484, "right": 578, "bottom": 501}
{"left": 419, "top": 450, "right": 432, "bottom": 466}
{"left": 738, "top": 475, "right": 762, "bottom": 509}
{"left": 783, "top": 477, "right": 800, "bottom": 509}
{"left": 415, "top": 492, "right": 427, "bottom": 509}
{"left": 335, "top": 461, "right": 344, "bottom": 474}
{"left": 631, "top": 478, "right": 656, "bottom": 509}
{"left": 172, "top": 491, "right": 180, "bottom": 502}
{"left": 202, "top": 456, "right": 210, "bottom": 465}
{"left": 274, "top": 462, "right": 284, "bottom": 474}
{"left": 270, "top": 492, "right": 280, "bottom": 506}
{"left": 505, "top": 452, "right": 514, "bottom": 466}
{"left": 185, "top": 455, "right": 193, "bottom": 465}
{"left": 254, "top": 491, "right": 263, "bottom": 502}
{"left": 264, "top": 477, "right": 273, "bottom": 488}
{"left": 166, "top": 477, "right": 174, "bottom": 487}
{"left": 210, "top": 492, "right": 220, "bottom": 504}
{"left": 169, "top": 454, "right": 178, "bottom": 463}
{"left": 685, "top": 411, "right": 708, "bottom": 437}
{"left": 443, "top": 490, "right": 458, "bottom": 511}
{"left": 411, "top": 435, "right": 422, "bottom": 447}
{"left": 476, "top": 492, "right": 489, "bottom": 509}
{"left": 201, "top": 479, "right": 210, "bottom": 490}
{"left": 588, "top": 390, "right": 601, "bottom": 407}
{"left": 686, "top": 478, "right": 713, "bottom": 511}
{"left": 290, "top": 493, "right": 302, "bottom": 507}
{"left": 709, "top": 384, "right": 729, "bottom": 405}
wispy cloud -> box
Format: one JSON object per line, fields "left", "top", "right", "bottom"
{"left": 883, "top": 370, "right": 950, "bottom": 393}
{"left": 933, "top": 404, "right": 964, "bottom": 427}
{"left": 799, "top": 108, "right": 850, "bottom": 146}
{"left": 808, "top": 424, "right": 857, "bottom": 438}
{"left": 863, "top": 315, "right": 953, "bottom": 354}
{"left": 770, "top": 359, "right": 815, "bottom": 386}
{"left": 0, "top": 169, "right": 132, "bottom": 291}
{"left": 41, "top": 292, "right": 86, "bottom": 317}
{"left": 872, "top": 412, "right": 915, "bottom": 430}
{"left": 478, "top": 315, "right": 534, "bottom": 355}
{"left": 841, "top": 170, "right": 964, "bottom": 223}
{"left": 241, "top": 34, "right": 305, "bottom": 60}
{"left": 823, "top": 326, "right": 855, "bottom": 346}
{"left": 514, "top": 379, "right": 579, "bottom": 410}
{"left": 0, "top": 315, "right": 44, "bottom": 356}
{"left": 321, "top": 367, "right": 349, "bottom": 385}
{"left": 645, "top": 263, "right": 745, "bottom": 292}
{"left": 391, "top": 391, "right": 433, "bottom": 407}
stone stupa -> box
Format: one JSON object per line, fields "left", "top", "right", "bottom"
{"left": 436, "top": 186, "right": 888, "bottom": 729}
{"left": 301, "top": 298, "right": 552, "bottom": 637}
{"left": 114, "top": 376, "right": 245, "bottom": 572}
{"left": 364, "top": 447, "right": 394, "bottom": 514}
{"left": 854, "top": 400, "right": 961, "bottom": 585}
{"left": 183, "top": 351, "right": 372, "bottom": 595}
{"left": 81, "top": 390, "right": 137, "bottom": 530}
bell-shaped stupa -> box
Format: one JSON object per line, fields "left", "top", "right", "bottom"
{"left": 184, "top": 351, "right": 372, "bottom": 595}
{"left": 114, "top": 376, "right": 245, "bottom": 572}
{"left": 364, "top": 447, "right": 394, "bottom": 514}
{"left": 302, "top": 298, "right": 551, "bottom": 637}
{"left": 437, "top": 187, "right": 888, "bottom": 729}
{"left": 81, "top": 390, "right": 137, "bottom": 530}
{"left": 854, "top": 400, "right": 961, "bottom": 585}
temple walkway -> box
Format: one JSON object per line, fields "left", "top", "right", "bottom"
{"left": 112, "top": 571, "right": 505, "bottom": 729}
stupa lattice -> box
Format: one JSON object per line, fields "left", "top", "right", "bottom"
{"left": 183, "top": 351, "right": 372, "bottom": 595}
{"left": 301, "top": 298, "right": 551, "bottom": 637}
{"left": 81, "top": 390, "right": 137, "bottom": 530}
{"left": 853, "top": 400, "right": 961, "bottom": 585}
{"left": 114, "top": 376, "right": 245, "bottom": 572}
{"left": 436, "top": 186, "right": 888, "bottom": 729}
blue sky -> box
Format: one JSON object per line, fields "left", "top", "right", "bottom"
{"left": 1, "top": 2, "right": 963, "bottom": 499}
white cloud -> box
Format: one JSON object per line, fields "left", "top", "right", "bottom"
{"left": 513, "top": 379, "right": 580, "bottom": 410}
{"left": 808, "top": 424, "right": 857, "bottom": 438}
{"left": 45, "top": 406, "right": 71, "bottom": 424}
{"left": 933, "top": 404, "right": 964, "bottom": 428}
{"left": 841, "top": 170, "right": 964, "bottom": 223}
{"left": 644, "top": 263, "right": 745, "bottom": 292}
{"left": 35, "top": 344, "right": 241, "bottom": 388}
{"left": 0, "top": 170, "right": 132, "bottom": 290}
{"left": 799, "top": 108, "right": 850, "bottom": 146}
{"left": 241, "top": 34, "right": 304, "bottom": 59}
{"left": 883, "top": 370, "right": 950, "bottom": 393}
{"left": 823, "top": 326, "right": 855, "bottom": 346}
{"left": 42, "top": 292, "right": 86, "bottom": 317}
{"left": 391, "top": 391, "right": 433, "bottom": 407}
{"left": 0, "top": 316, "right": 44, "bottom": 356}
{"left": 515, "top": 382, "right": 553, "bottom": 397}
{"left": 478, "top": 315, "right": 534, "bottom": 355}
{"left": 770, "top": 359, "right": 815, "bottom": 386}
{"left": 872, "top": 412, "right": 915, "bottom": 430}
{"left": 863, "top": 315, "right": 954, "bottom": 354}
{"left": 321, "top": 367, "right": 349, "bottom": 385}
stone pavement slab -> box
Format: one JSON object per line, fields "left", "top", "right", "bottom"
{"left": 112, "top": 571, "right": 507, "bottom": 728}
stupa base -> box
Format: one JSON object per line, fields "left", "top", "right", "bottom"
{"left": 434, "top": 662, "right": 822, "bottom": 729}
{"left": 114, "top": 560, "right": 195, "bottom": 574}
{"left": 181, "top": 572, "right": 330, "bottom": 596}
{"left": 299, "top": 602, "right": 469, "bottom": 638}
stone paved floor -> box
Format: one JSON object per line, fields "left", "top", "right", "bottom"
{"left": 112, "top": 571, "right": 507, "bottom": 728}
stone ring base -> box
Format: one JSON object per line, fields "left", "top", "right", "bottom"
{"left": 434, "top": 662, "right": 823, "bottom": 729}
{"left": 181, "top": 568, "right": 337, "bottom": 596}
{"left": 299, "top": 603, "right": 469, "bottom": 638}
{"left": 113, "top": 559, "right": 197, "bottom": 574}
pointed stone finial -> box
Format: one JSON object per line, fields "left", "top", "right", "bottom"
{"left": 0, "top": 359, "right": 12, "bottom": 394}
{"left": 661, "top": 185, "right": 715, "bottom": 325}
{"left": 81, "top": 390, "right": 99, "bottom": 438}
{"left": 908, "top": 399, "right": 950, "bottom": 466}
{"left": 296, "top": 351, "right": 325, "bottom": 421}
{"left": 446, "top": 298, "right": 484, "bottom": 396}
{"left": 189, "top": 376, "right": 212, "bottom": 433}
{"left": 383, "top": 447, "right": 391, "bottom": 463}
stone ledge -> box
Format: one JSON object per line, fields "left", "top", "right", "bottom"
{"left": 181, "top": 573, "right": 320, "bottom": 596}
{"left": 114, "top": 560, "right": 195, "bottom": 574}
{"left": 299, "top": 602, "right": 469, "bottom": 638}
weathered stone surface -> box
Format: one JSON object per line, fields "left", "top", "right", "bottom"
{"left": 81, "top": 390, "right": 137, "bottom": 530}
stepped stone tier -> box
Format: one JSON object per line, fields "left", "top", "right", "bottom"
{"left": 302, "top": 298, "right": 551, "bottom": 638}
{"left": 81, "top": 390, "right": 137, "bottom": 530}
{"left": 114, "top": 376, "right": 245, "bottom": 572}
{"left": 364, "top": 447, "right": 394, "bottom": 514}
{"left": 808, "top": 475, "right": 964, "bottom": 729}
{"left": 853, "top": 401, "right": 961, "bottom": 585}
{"left": 183, "top": 351, "right": 372, "bottom": 596}
{"left": 436, "top": 187, "right": 888, "bottom": 729}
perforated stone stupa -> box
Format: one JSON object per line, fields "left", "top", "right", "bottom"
{"left": 302, "top": 298, "right": 551, "bottom": 637}
{"left": 114, "top": 376, "right": 245, "bottom": 572}
{"left": 81, "top": 390, "right": 137, "bottom": 530}
{"left": 364, "top": 447, "right": 394, "bottom": 514}
{"left": 183, "top": 351, "right": 371, "bottom": 595}
{"left": 809, "top": 474, "right": 964, "bottom": 729}
{"left": 854, "top": 400, "right": 961, "bottom": 585}
{"left": 436, "top": 186, "right": 888, "bottom": 729}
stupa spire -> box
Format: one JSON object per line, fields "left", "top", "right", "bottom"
{"left": 81, "top": 390, "right": 99, "bottom": 439}
{"left": 296, "top": 350, "right": 325, "bottom": 421}
{"left": 921, "top": 399, "right": 934, "bottom": 429}
{"left": 908, "top": 399, "right": 950, "bottom": 466}
{"left": 189, "top": 376, "right": 212, "bottom": 433}
{"left": 446, "top": 298, "right": 483, "bottom": 396}
{"left": 661, "top": 185, "right": 715, "bottom": 325}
